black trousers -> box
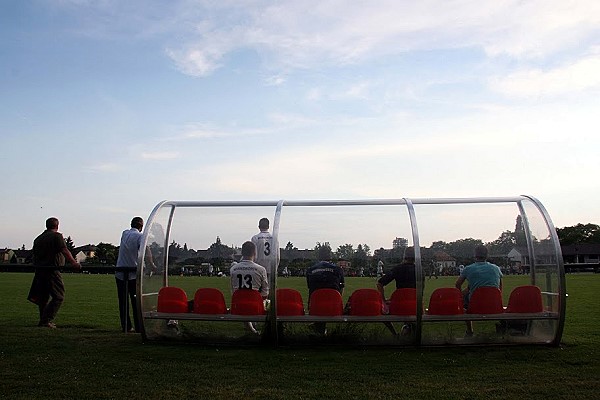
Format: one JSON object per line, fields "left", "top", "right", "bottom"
{"left": 116, "top": 278, "right": 139, "bottom": 332}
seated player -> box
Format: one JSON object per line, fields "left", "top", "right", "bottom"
{"left": 455, "top": 245, "right": 503, "bottom": 336}
{"left": 376, "top": 247, "right": 423, "bottom": 335}
{"left": 306, "top": 246, "right": 345, "bottom": 335}
{"left": 230, "top": 241, "right": 269, "bottom": 334}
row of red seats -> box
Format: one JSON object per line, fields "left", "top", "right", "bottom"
{"left": 296, "top": 285, "right": 543, "bottom": 317}
{"left": 427, "top": 285, "right": 544, "bottom": 315}
{"left": 156, "top": 285, "right": 543, "bottom": 317}
{"left": 157, "top": 287, "right": 265, "bottom": 315}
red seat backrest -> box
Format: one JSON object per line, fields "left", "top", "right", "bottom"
{"left": 505, "top": 285, "right": 543, "bottom": 313}
{"left": 231, "top": 289, "right": 265, "bottom": 315}
{"left": 193, "top": 288, "right": 227, "bottom": 314}
{"left": 309, "top": 288, "right": 343, "bottom": 316}
{"left": 276, "top": 288, "right": 305, "bottom": 316}
{"left": 427, "top": 287, "right": 464, "bottom": 315}
{"left": 157, "top": 286, "right": 188, "bottom": 313}
{"left": 467, "top": 286, "right": 503, "bottom": 314}
{"left": 389, "top": 288, "right": 418, "bottom": 316}
{"left": 349, "top": 288, "right": 382, "bottom": 316}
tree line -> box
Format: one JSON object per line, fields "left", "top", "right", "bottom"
{"left": 57, "top": 222, "right": 600, "bottom": 274}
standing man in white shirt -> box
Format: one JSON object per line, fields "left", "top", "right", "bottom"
{"left": 115, "top": 217, "right": 153, "bottom": 333}
{"left": 251, "top": 217, "right": 278, "bottom": 279}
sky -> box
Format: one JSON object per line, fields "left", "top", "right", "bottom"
{"left": 1, "top": 0, "right": 599, "bottom": 250}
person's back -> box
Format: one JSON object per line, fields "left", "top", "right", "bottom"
{"left": 377, "top": 248, "right": 421, "bottom": 292}
{"left": 252, "top": 231, "right": 274, "bottom": 268}
{"left": 306, "top": 248, "right": 344, "bottom": 335}
{"left": 376, "top": 247, "right": 422, "bottom": 335}
{"left": 114, "top": 217, "right": 145, "bottom": 333}
{"left": 33, "top": 230, "right": 66, "bottom": 267}
{"left": 461, "top": 261, "right": 502, "bottom": 295}
{"left": 230, "top": 241, "right": 269, "bottom": 299}
{"left": 455, "top": 245, "right": 503, "bottom": 336}
{"left": 251, "top": 218, "right": 277, "bottom": 277}
{"left": 390, "top": 263, "right": 417, "bottom": 288}
{"left": 230, "top": 260, "right": 269, "bottom": 298}
{"left": 230, "top": 241, "right": 269, "bottom": 335}
{"left": 116, "top": 227, "right": 142, "bottom": 269}
{"left": 306, "top": 260, "right": 345, "bottom": 297}
{"left": 28, "top": 217, "right": 80, "bottom": 329}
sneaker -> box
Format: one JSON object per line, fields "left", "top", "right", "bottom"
{"left": 400, "top": 324, "right": 412, "bottom": 336}
{"left": 309, "top": 323, "right": 327, "bottom": 335}
{"left": 167, "top": 320, "right": 179, "bottom": 328}
{"left": 38, "top": 322, "right": 57, "bottom": 329}
{"left": 245, "top": 322, "right": 259, "bottom": 335}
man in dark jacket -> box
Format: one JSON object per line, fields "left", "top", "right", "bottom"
{"left": 28, "top": 217, "right": 81, "bottom": 328}
{"left": 306, "top": 246, "right": 344, "bottom": 334}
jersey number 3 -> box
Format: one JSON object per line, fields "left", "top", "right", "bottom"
{"left": 263, "top": 241, "right": 271, "bottom": 256}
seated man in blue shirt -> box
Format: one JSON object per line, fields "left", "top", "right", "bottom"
{"left": 455, "top": 245, "right": 503, "bottom": 336}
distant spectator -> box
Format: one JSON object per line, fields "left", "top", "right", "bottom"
{"left": 376, "top": 259, "right": 384, "bottom": 278}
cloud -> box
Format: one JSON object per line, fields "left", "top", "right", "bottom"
{"left": 165, "top": 96, "right": 600, "bottom": 201}
{"left": 163, "top": 1, "right": 600, "bottom": 77}
{"left": 265, "top": 74, "right": 286, "bottom": 86}
{"left": 342, "top": 81, "right": 372, "bottom": 99}
{"left": 162, "top": 123, "right": 272, "bottom": 142}
{"left": 140, "top": 151, "right": 180, "bottom": 160}
{"left": 86, "top": 162, "right": 121, "bottom": 172}
{"left": 489, "top": 52, "right": 600, "bottom": 97}
{"left": 166, "top": 47, "right": 224, "bottom": 77}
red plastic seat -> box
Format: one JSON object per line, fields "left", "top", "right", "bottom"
{"left": 157, "top": 286, "right": 188, "bottom": 313}
{"left": 231, "top": 289, "right": 265, "bottom": 315}
{"left": 467, "top": 287, "right": 503, "bottom": 314}
{"left": 505, "top": 285, "right": 543, "bottom": 313}
{"left": 427, "top": 288, "right": 464, "bottom": 315}
{"left": 349, "top": 288, "right": 382, "bottom": 316}
{"left": 388, "top": 288, "right": 417, "bottom": 316}
{"left": 276, "top": 288, "right": 305, "bottom": 316}
{"left": 309, "top": 288, "right": 343, "bottom": 316}
{"left": 193, "top": 288, "right": 227, "bottom": 314}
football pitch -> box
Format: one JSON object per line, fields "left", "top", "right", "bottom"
{"left": 1, "top": 273, "right": 598, "bottom": 399}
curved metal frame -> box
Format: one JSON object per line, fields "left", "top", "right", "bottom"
{"left": 522, "top": 195, "right": 566, "bottom": 346}
{"left": 136, "top": 196, "right": 565, "bottom": 346}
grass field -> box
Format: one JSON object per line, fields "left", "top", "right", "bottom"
{"left": 1, "top": 272, "right": 598, "bottom": 399}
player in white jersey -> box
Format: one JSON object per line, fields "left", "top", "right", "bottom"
{"left": 251, "top": 217, "right": 278, "bottom": 278}
{"left": 230, "top": 241, "right": 269, "bottom": 299}
{"left": 230, "top": 241, "right": 269, "bottom": 334}
{"left": 377, "top": 260, "right": 384, "bottom": 278}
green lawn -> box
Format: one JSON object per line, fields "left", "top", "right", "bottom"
{"left": 1, "top": 272, "right": 598, "bottom": 399}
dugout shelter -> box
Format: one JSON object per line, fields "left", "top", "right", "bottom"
{"left": 136, "top": 196, "right": 565, "bottom": 346}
